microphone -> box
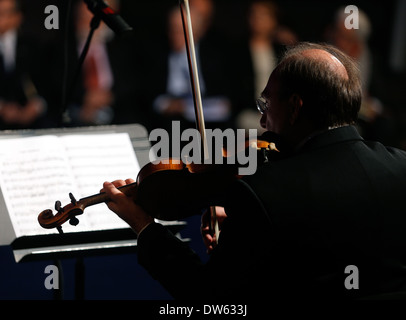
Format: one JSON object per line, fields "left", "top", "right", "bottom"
{"left": 84, "top": 0, "right": 133, "bottom": 36}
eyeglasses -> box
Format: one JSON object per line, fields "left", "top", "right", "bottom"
{"left": 256, "top": 96, "right": 269, "bottom": 115}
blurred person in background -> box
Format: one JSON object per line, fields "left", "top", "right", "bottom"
{"left": 0, "top": 0, "right": 53, "bottom": 129}
{"left": 236, "top": 0, "right": 297, "bottom": 134}
{"left": 68, "top": 0, "right": 139, "bottom": 126}
{"left": 147, "top": 1, "right": 237, "bottom": 132}
{"left": 326, "top": 6, "right": 396, "bottom": 145}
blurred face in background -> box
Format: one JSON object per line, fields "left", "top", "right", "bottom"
{"left": 329, "top": 23, "right": 362, "bottom": 60}
{"left": 190, "top": 0, "right": 213, "bottom": 34}
{"left": 249, "top": 1, "right": 278, "bottom": 38}
{"left": 0, "top": 0, "right": 22, "bottom": 35}
{"left": 168, "top": 9, "right": 186, "bottom": 52}
{"left": 168, "top": 6, "right": 204, "bottom": 52}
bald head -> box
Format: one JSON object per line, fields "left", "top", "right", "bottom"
{"left": 299, "top": 48, "right": 349, "bottom": 80}
{"left": 263, "top": 42, "right": 362, "bottom": 129}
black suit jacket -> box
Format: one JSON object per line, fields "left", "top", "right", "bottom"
{"left": 0, "top": 32, "right": 64, "bottom": 129}
{"left": 137, "top": 126, "right": 406, "bottom": 300}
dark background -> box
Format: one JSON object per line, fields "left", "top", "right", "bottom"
{"left": 1, "top": 0, "right": 405, "bottom": 300}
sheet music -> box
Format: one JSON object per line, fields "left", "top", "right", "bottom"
{"left": 0, "top": 133, "right": 140, "bottom": 238}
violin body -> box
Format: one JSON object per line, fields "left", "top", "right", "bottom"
{"left": 136, "top": 161, "right": 236, "bottom": 220}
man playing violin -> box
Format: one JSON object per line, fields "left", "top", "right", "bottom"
{"left": 102, "top": 42, "right": 406, "bottom": 300}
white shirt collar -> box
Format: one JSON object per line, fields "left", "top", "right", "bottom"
{"left": 0, "top": 29, "right": 18, "bottom": 72}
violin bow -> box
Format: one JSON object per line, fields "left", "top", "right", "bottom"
{"left": 179, "top": 0, "right": 220, "bottom": 244}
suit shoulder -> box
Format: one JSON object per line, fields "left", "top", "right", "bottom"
{"left": 365, "top": 140, "right": 406, "bottom": 162}
{"left": 386, "top": 146, "right": 406, "bottom": 160}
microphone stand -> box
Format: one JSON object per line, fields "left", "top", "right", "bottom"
{"left": 59, "top": 14, "right": 102, "bottom": 126}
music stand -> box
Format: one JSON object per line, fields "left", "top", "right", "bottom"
{"left": 0, "top": 124, "right": 188, "bottom": 299}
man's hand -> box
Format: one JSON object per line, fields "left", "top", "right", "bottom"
{"left": 102, "top": 179, "right": 154, "bottom": 235}
{"left": 201, "top": 206, "right": 227, "bottom": 254}
{"left": 0, "top": 97, "right": 46, "bottom": 126}
{"left": 81, "top": 88, "right": 113, "bottom": 123}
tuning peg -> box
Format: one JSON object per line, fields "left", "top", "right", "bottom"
{"left": 55, "top": 200, "right": 63, "bottom": 213}
{"left": 69, "top": 192, "right": 77, "bottom": 205}
{"left": 69, "top": 217, "right": 80, "bottom": 226}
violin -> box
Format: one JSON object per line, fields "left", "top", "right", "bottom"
{"left": 37, "top": 0, "right": 281, "bottom": 234}
{"left": 38, "top": 134, "right": 280, "bottom": 230}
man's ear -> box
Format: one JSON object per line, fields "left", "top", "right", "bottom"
{"left": 288, "top": 93, "right": 303, "bottom": 125}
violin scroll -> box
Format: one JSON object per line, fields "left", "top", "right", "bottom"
{"left": 38, "top": 197, "right": 85, "bottom": 229}
{"left": 38, "top": 183, "right": 138, "bottom": 231}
